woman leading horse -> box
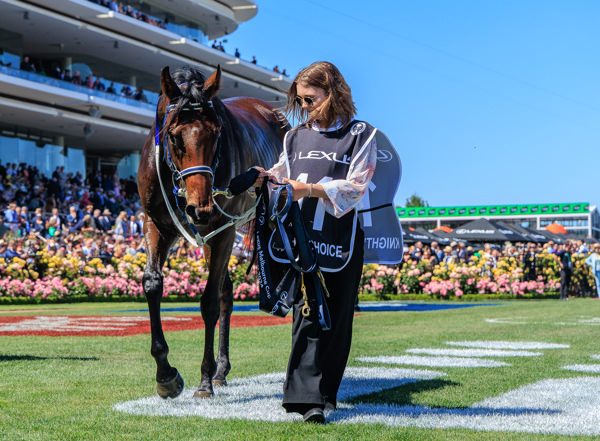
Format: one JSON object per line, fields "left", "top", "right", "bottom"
{"left": 137, "top": 65, "right": 288, "bottom": 399}
{"left": 253, "top": 61, "right": 378, "bottom": 424}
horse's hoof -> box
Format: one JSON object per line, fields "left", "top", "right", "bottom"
{"left": 212, "top": 378, "right": 227, "bottom": 387}
{"left": 193, "top": 388, "right": 214, "bottom": 399}
{"left": 156, "top": 370, "right": 184, "bottom": 399}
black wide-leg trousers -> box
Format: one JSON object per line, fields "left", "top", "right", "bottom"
{"left": 282, "top": 229, "right": 364, "bottom": 414}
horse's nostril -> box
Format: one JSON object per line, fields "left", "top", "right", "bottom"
{"left": 185, "top": 205, "right": 198, "bottom": 221}
{"left": 185, "top": 204, "right": 209, "bottom": 225}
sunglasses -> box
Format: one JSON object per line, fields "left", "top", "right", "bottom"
{"left": 295, "top": 96, "right": 316, "bottom": 107}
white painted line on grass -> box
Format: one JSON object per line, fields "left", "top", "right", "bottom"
{"left": 406, "top": 348, "right": 542, "bottom": 357}
{"left": 486, "top": 317, "right": 600, "bottom": 326}
{"left": 335, "top": 377, "right": 600, "bottom": 436}
{"left": 114, "top": 367, "right": 445, "bottom": 421}
{"left": 485, "top": 317, "right": 530, "bottom": 324}
{"left": 357, "top": 355, "right": 509, "bottom": 368}
{"left": 562, "top": 364, "right": 600, "bottom": 374}
{"left": 445, "top": 341, "right": 570, "bottom": 350}
{"left": 115, "top": 369, "right": 600, "bottom": 436}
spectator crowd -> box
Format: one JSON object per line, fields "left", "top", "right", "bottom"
{"left": 17, "top": 55, "right": 149, "bottom": 103}
{"left": 0, "top": 161, "right": 154, "bottom": 264}
{"left": 1, "top": 158, "right": 597, "bottom": 299}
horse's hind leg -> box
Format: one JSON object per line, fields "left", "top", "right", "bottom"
{"left": 213, "top": 272, "right": 233, "bottom": 387}
{"left": 142, "top": 220, "right": 182, "bottom": 399}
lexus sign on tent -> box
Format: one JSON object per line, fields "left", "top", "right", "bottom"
{"left": 452, "top": 218, "right": 527, "bottom": 243}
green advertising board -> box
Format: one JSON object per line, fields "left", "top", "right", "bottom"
{"left": 397, "top": 203, "right": 589, "bottom": 219}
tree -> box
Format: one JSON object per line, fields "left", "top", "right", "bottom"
{"left": 405, "top": 193, "right": 429, "bottom": 208}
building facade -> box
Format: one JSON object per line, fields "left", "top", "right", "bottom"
{"left": 0, "top": 0, "right": 291, "bottom": 179}
{"left": 397, "top": 202, "right": 600, "bottom": 239}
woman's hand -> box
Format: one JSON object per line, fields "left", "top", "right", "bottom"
{"left": 252, "top": 167, "right": 272, "bottom": 188}
{"left": 283, "top": 178, "right": 318, "bottom": 201}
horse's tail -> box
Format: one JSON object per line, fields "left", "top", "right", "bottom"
{"left": 243, "top": 219, "right": 256, "bottom": 258}
{"left": 241, "top": 218, "right": 258, "bottom": 276}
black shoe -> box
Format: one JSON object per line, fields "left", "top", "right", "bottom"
{"left": 303, "top": 407, "right": 325, "bottom": 424}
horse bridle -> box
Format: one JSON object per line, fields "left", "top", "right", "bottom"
{"left": 154, "top": 98, "right": 261, "bottom": 247}
{"left": 156, "top": 101, "right": 223, "bottom": 197}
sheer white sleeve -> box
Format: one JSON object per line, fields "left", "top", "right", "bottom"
{"left": 267, "top": 151, "right": 288, "bottom": 182}
{"left": 321, "top": 135, "right": 378, "bottom": 218}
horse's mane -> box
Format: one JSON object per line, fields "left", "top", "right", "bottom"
{"left": 168, "top": 66, "right": 212, "bottom": 117}
{"left": 159, "top": 66, "right": 219, "bottom": 138}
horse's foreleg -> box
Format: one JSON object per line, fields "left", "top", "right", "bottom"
{"left": 142, "top": 221, "right": 182, "bottom": 399}
{"left": 193, "top": 271, "right": 219, "bottom": 398}
{"left": 194, "top": 236, "right": 234, "bottom": 398}
{"left": 213, "top": 273, "right": 233, "bottom": 386}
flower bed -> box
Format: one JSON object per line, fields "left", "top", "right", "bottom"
{"left": 360, "top": 251, "right": 594, "bottom": 300}
{"left": 0, "top": 249, "right": 595, "bottom": 303}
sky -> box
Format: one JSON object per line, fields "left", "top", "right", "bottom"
{"left": 223, "top": 0, "right": 600, "bottom": 209}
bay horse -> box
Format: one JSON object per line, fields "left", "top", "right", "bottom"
{"left": 137, "top": 65, "right": 288, "bottom": 399}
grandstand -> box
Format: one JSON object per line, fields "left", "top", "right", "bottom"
{"left": 0, "top": 0, "right": 290, "bottom": 179}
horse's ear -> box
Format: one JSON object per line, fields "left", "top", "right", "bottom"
{"left": 204, "top": 65, "right": 221, "bottom": 99}
{"left": 160, "top": 66, "right": 182, "bottom": 100}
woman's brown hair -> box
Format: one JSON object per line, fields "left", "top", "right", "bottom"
{"left": 286, "top": 61, "right": 356, "bottom": 129}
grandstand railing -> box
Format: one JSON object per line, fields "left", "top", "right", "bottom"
{"left": 0, "top": 65, "right": 157, "bottom": 110}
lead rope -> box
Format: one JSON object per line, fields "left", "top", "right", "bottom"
{"left": 269, "top": 184, "right": 331, "bottom": 330}
{"left": 155, "top": 140, "right": 198, "bottom": 247}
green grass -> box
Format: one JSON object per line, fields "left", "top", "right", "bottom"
{"left": 1, "top": 299, "right": 599, "bottom": 440}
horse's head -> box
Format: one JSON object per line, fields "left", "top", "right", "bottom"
{"left": 160, "top": 65, "right": 222, "bottom": 226}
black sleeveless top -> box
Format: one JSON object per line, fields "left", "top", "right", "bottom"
{"left": 269, "top": 120, "right": 377, "bottom": 271}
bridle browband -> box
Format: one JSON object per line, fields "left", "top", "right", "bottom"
{"left": 154, "top": 96, "right": 261, "bottom": 247}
